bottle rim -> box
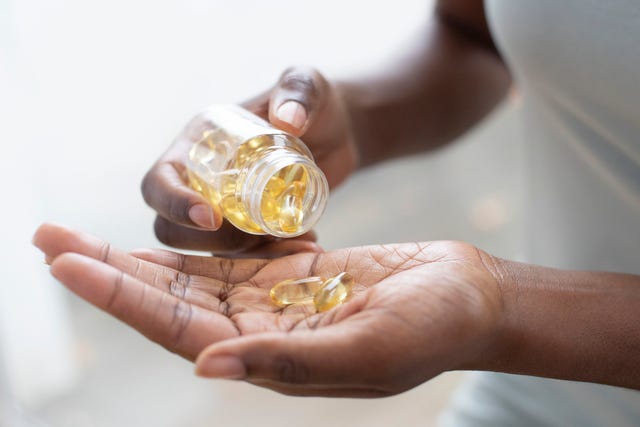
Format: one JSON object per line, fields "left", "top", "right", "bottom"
{"left": 243, "top": 148, "right": 329, "bottom": 238}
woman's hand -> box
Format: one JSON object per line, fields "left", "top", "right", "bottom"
{"left": 141, "top": 67, "right": 358, "bottom": 257}
{"left": 33, "top": 223, "right": 503, "bottom": 397}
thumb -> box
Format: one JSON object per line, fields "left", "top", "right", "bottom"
{"left": 194, "top": 319, "right": 390, "bottom": 389}
{"left": 268, "top": 66, "right": 330, "bottom": 137}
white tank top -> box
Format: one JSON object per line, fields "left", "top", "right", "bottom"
{"left": 442, "top": 1, "right": 640, "bottom": 425}
{"left": 491, "top": 0, "right": 640, "bottom": 273}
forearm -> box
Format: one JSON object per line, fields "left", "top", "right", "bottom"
{"left": 339, "top": 6, "right": 511, "bottom": 167}
{"left": 481, "top": 259, "right": 640, "bottom": 390}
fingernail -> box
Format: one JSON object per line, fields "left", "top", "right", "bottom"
{"left": 189, "top": 204, "right": 216, "bottom": 229}
{"left": 195, "top": 355, "right": 246, "bottom": 379}
{"left": 276, "top": 101, "right": 307, "bottom": 130}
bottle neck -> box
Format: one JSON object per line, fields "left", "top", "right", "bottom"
{"left": 242, "top": 147, "right": 328, "bottom": 237}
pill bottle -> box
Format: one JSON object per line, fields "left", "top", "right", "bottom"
{"left": 186, "top": 105, "right": 329, "bottom": 237}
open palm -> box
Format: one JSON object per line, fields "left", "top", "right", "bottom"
{"left": 34, "top": 223, "right": 503, "bottom": 397}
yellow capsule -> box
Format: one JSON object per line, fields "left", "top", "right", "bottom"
{"left": 278, "top": 183, "right": 304, "bottom": 233}
{"left": 281, "top": 163, "right": 306, "bottom": 187}
{"left": 270, "top": 276, "right": 326, "bottom": 308}
{"left": 313, "top": 272, "right": 354, "bottom": 312}
{"left": 260, "top": 176, "right": 286, "bottom": 224}
{"left": 220, "top": 194, "right": 264, "bottom": 234}
{"left": 264, "top": 176, "right": 286, "bottom": 197}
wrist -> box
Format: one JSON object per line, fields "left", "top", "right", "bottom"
{"left": 452, "top": 250, "right": 512, "bottom": 373}
{"left": 459, "top": 255, "right": 522, "bottom": 373}
{"left": 467, "top": 258, "right": 640, "bottom": 389}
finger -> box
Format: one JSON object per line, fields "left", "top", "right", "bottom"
{"left": 33, "top": 223, "right": 176, "bottom": 279}
{"left": 130, "top": 247, "right": 326, "bottom": 291}
{"left": 246, "top": 379, "right": 391, "bottom": 398}
{"left": 269, "top": 66, "right": 330, "bottom": 136}
{"left": 132, "top": 247, "right": 321, "bottom": 315}
{"left": 50, "top": 253, "right": 238, "bottom": 360}
{"left": 194, "top": 326, "right": 373, "bottom": 383}
{"left": 141, "top": 114, "right": 224, "bottom": 231}
{"left": 267, "top": 67, "right": 354, "bottom": 189}
{"left": 130, "top": 248, "right": 278, "bottom": 313}
{"left": 153, "top": 216, "right": 265, "bottom": 253}
{"left": 129, "top": 247, "right": 271, "bottom": 284}
{"left": 153, "top": 216, "right": 320, "bottom": 257}
{"left": 194, "top": 310, "right": 395, "bottom": 387}
{"left": 33, "top": 223, "right": 229, "bottom": 311}
{"left": 130, "top": 247, "right": 321, "bottom": 293}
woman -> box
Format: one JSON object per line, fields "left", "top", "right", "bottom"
{"left": 34, "top": 0, "right": 640, "bottom": 425}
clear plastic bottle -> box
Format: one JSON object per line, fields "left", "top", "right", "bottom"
{"left": 186, "top": 105, "right": 329, "bottom": 238}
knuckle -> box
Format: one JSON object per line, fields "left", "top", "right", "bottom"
{"left": 279, "top": 66, "right": 323, "bottom": 98}
{"left": 272, "top": 353, "right": 310, "bottom": 384}
{"left": 98, "top": 241, "right": 112, "bottom": 263}
{"left": 276, "top": 67, "right": 330, "bottom": 114}
{"left": 105, "top": 271, "right": 124, "bottom": 311}
{"left": 141, "top": 163, "right": 188, "bottom": 216}
{"left": 282, "top": 73, "right": 316, "bottom": 94}
{"left": 168, "top": 271, "right": 191, "bottom": 300}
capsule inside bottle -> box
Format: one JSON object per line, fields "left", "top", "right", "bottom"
{"left": 184, "top": 106, "right": 329, "bottom": 237}
{"left": 278, "top": 183, "right": 305, "bottom": 233}
{"left": 313, "top": 272, "right": 354, "bottom": 312}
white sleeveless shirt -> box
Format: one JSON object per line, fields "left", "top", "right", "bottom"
{"left": 441, "top": 1, "right": 640, "bottom": 425}
{"left": 490, "top": 0, "right": 640, "bottom": 273}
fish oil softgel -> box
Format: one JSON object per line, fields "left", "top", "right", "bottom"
{"left": 270, "top": 276, "right": 326, "bottom": 307}
{"left": 270, "top": 272, "right": 355, "bottom": 312}
{"left": 185, "top": 105, "right": 329, "bottom": 237}
{"left": 313, "top": 272, "right": 354, "bottom": 312}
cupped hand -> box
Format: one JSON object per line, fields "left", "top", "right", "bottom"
{"left": 33, "top": 223, "right": 503, "bottom": 397}
{"left": 141, "top": 67, "right": 358, "bottom": 256}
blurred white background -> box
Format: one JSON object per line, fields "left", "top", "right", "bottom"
{"left": 1, "top": 0, "right": 522, "bottom": 426}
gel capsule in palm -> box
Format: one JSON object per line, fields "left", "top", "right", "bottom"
{"left": 313, "top": 272, "right": 354, "bottom": 312}
{"left": 270, "top": 276, "right": 326, "bottom": 307}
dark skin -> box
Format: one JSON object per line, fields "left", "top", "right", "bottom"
{"left": 34, "top": 0, "right": 640, "bottom": 396}
{"left": 139, "top": 0, "right": 508, "bottom": 256}
{"left": 34, "top": 223, "right": 502, "bottom": 397}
